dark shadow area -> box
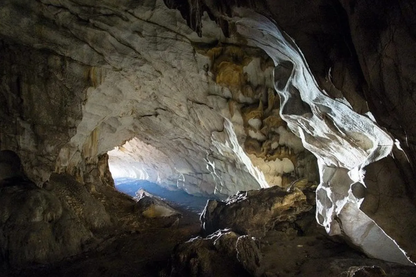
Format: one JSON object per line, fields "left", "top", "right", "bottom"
{"left": 114, "top": 178, "right": 211, "bottom": 214}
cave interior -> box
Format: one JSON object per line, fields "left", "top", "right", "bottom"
{"left": 1, "top": 0, "right": 416, "bottom": 276}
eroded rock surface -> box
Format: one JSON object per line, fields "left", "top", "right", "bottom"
{"left": 172, "top": 187, "right": 416, "bottom": 277}
{"left": 170, "top": 230, "right": 253, "bottom": 277}
{"left": 1, "top": 0, "right": 319, "bottom": 198}
{"left": 0, "top": 0, "right": 415, "bottom": 269}
{"left": 230, "top": 8, "right": 416, "bottom": 265}
{"left": 0, "top": 151, "right": 112, "bottom": 266}
{"left": 201, "top": 186, "right": 312, "bottom": 237}
{"left": 134, "top": 190, "right": 182, "bottom": 227}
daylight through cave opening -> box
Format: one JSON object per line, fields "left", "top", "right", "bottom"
{"left": 1, "top": 0, "right": 416, "bottom": 271}
{"left": 107, "top": 137, "right": 214, "bottom": 213}
{"left": 108, "top": 138, "right": 165, "bottom": 182}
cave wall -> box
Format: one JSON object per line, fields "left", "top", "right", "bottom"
{"left": 160, "top": 0, "right": 416, "bottom": 264}
{"left": 0, "top": 42, "right": 89, "bottom": 184}
{"left": 268, "top": 0, "right": 416, "bottom": 263}
{"left": 0, "top": 0, "right": 318, "bottom": 198}
{"left": 0, "top": 0, "right": 416, "bottom": 266}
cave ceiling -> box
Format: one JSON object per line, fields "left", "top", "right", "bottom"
{"left": 1, "top": 0, "right": 416, "bottom": 266}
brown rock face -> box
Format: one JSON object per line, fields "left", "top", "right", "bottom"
{"left": 171, "top": 186, "right": 416, "bottom": 277}
{"left": 170, "top": 230, "right": 254, "bottom": 277}
{"left": 0, "top": 150, "right": 112, "bottom": 266}
{"left": 201, "top": 186, "right": 312, "bottom": 237}
{"left": 0, "top": 42, "right": 88, "bottom": 185}
{"left": 340, "top": 1, "right": 416, "bottom": 167}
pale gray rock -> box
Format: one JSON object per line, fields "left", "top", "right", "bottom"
{"left": 1, "top": 0, "right": 317, "bottom": 199}
{"left": 133, "top": 188, "right": 182, "bottom": 228}
{"left": 136, "top": 195, "right": 181, "bottom": 219}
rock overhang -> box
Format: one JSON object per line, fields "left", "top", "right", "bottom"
{"left": 0, "top": 0, "right": 415, "bottom": 266}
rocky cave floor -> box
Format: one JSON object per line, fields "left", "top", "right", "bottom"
{"left": 0, "top": 155, "right": 415, "bottom": 277}
{"left": 2, "top": 192, "right": 416, "bottom": 277}
{"left": 2, "top": 204, "right": 202, "bottom": 277}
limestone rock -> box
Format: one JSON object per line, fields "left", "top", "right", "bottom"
{"left": 231, "top": 8, "right": 416, "bottom": 265}
{"left": 0, "top": 0, "right": 416, "bottom": 268}
{"left": 134, "top": 188, "right": 157, "bottom": 199}
{"left": 0, "top": 154, "right": 85, "bottom": 266}
{"left": 0, "top": 151, "right": 111, "bottom": 266}
{"left": 201, "top": 186, "right": 312, "bottom": 237}
{"left": 136, "top": 195, "right": 181, "bottom": 219}
{"left": 0, "top": 0, "right": 319, "bottom": 199}
{"left": 315, "top": 164, "right": 414, "bottom": 266}
{"left": 172, "top": 207, "right": 416, "bottom": 277}
{"left": 236, "top": 235, "right": 263, "bottom": 276}
{"left": 47, "top": 173, "right": 112, "bottom": 231}
{"left": 169, "top": 230, "right": 254, "bottom": 277}
{"left": 0, "top": 42, "right": 88, "bottom": 186}
{"left": 339, "top": 0, "right": 416, "bottom": 170}
{"left": 132, "top": 188, "right": 182, "bottom": 229}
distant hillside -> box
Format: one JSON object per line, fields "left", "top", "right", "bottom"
{"left": 114, "top": 178, "right": 212, "bottom": 214}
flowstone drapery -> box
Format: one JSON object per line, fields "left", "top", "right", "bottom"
{"left": 232, "top": 8, "right": 415, "bottom": 265}
{"left": 1, "top": 0, "right": 415, "bottom": 267}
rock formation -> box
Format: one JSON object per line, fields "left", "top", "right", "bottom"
{"left": 170, "top": 230, "right": 255, "bottom": 277}
{"left": 0, "top": 0, "right": 416, "bottom": 270}
{"left": 134, "top": 188, "right": 182, "bottom": 227}
{"left": 0, "top": 150, "right": 112, "bottom": 266}
{"left": 201, "top": 186, "right": 312, "bottom": 237}
{"left": 171, "top": 185, "right": 416, "bottom": 277}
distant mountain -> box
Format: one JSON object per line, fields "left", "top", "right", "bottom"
{"left": 114, "top": 178, "right": 212, "bottom": 214}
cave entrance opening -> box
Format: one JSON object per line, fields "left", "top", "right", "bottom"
{"left": 107, "top": 138, "right": 211, "bottom": 214}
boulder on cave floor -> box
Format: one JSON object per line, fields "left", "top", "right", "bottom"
{"left": 169, "top": 185, "right": 416, "bottom": 277}
{"left": 169, "top": 229, "right": 256, "bottom": 277}
{"left": 201, "top": 186, "right": 312, "bottom": 237}
{"left": 170, "top": 211, "right": 416, "bottom": 277}
{"left": 134, "top": 188, "right": 182, "bottom": 228}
